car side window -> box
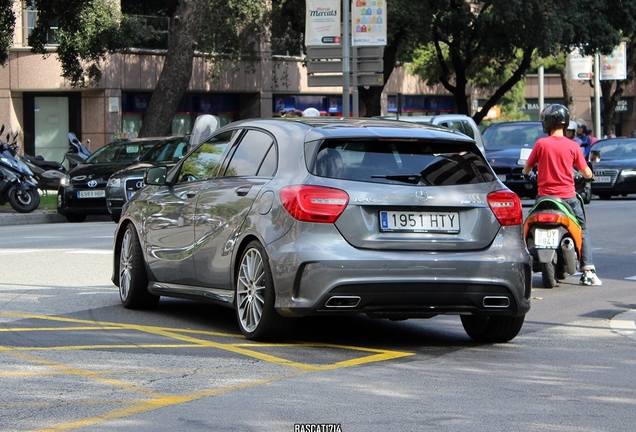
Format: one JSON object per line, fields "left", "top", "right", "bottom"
{"left": 177, "top": 131, "right": 236, "bottom": 183}
{"left": 223, "top": 130, "right": 275, "bottom": 177}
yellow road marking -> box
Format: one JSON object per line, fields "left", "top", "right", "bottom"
{"left": 37, "top": 372, "right": 303, "bottom": 432}
{"left": 1, "top": 311, "right": 415, "bottom": 431}
{"left": 0, "top": 312, "right": 414, "bottom": 370}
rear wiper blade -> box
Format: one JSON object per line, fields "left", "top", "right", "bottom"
{"left": 371, "top": 173, "right": 424, "bottom": 184}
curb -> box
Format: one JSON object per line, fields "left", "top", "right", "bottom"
{"left": 0, "top": 210, "right": 111, "bottom": 226}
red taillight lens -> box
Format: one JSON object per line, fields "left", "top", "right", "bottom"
{"left": 280, "top": 185, "right": 349, "bottom": 223}
{"left": 537, "top": 213, "right": 560, "bottom": 223}
{"left": 487, "top": 190, "right": 522, "bottom": 226}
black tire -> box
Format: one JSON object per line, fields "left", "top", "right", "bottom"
{"left": 541, "top": 261, "right": 557, "bottom": 288}
{"left": 583, "top": 186, "right": 592, "bottom": 204}
{"left": 110, "top": 211, "right": 121, "bottom": 223}
{"left": 235, "top": 241, "right": 292, "bottom": 341}
{"left": 118, "top": 224, "right": 159, "bottom": 309}
{"left": 461, "top": 315, "right": 525, "bottom": 343}
{"left": 65, "top": 213, "right": 87, "bottom": 223}
{"left": 599, "top": 194, "right": 611, "bottom": 200}
{"left": 9, "top": 187, "right": 40, "bottom": 213}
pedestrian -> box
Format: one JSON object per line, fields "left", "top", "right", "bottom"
{"left": 576, "top": 119, "right": 592, "bottom": 159}
{"left": 565, "top": 121, "right": 582, "bottom": 144}
{"left": 522, "top": 104, "right": 602, "bottom": 286}
{"left": 585, "top": 128, "right": 598, "bottom": 146}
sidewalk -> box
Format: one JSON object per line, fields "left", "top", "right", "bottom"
{"left": 0, "top": 206, "right": 110, "bottom": 226}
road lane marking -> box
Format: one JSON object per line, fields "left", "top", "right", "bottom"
{"left": 610, "top": 310, "right": 636, "bottom": 341}
{"left": 625, "top": 276, "right": 636, "bottom": 281}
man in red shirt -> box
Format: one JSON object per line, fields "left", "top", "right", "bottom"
{"left": 522, "top": 104, "right": 601, "bottom": 286}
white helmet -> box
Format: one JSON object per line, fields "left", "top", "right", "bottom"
{"left": 303, "top": 107, "right": 321, "bottom": 117}
{"left": 567, "top": 120, "right": 577, "bottom": 131}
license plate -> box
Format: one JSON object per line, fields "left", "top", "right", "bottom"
{"left": 77, "top": 189, "right": 105, "bottom": 199}
{"left": 127, "top": 191, "right": 135, "bottom": 200}
{"left": 497, "top": 174, "right": 507, "bottom": 182}
{"left": 534, "top": 228, "right": 559, "bottom": 248}
{"left": 595, "top": 176, "right": 611, "bottom": 183}
{"left": 380, "top": 211, "right": 460, "bottom": 233}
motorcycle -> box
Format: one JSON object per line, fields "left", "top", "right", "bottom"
{"left": 0, "top": 125, "right": 41, "bottom": 213}
{"left": 524, "top": 191, "right": 584, "bottom": 288}
{"left": 18, "top": 152, "right": 67, "bottom": 191}
{"left": 65, "top": 132, "right": 91, "bottom": 169}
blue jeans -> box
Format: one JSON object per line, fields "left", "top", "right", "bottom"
{"left": 538, "top": 195, "right": 595, "bottom": 270}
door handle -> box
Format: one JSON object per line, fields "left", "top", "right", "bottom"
{"left": 235, "top": 185, "right": 252, "bottom": 196}
{"left": 186, "top": 190, "right": 198, "bottom": 198}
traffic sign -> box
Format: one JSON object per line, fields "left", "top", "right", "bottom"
{"left": 308, "top": 74, "right": 384, "bottom": 87}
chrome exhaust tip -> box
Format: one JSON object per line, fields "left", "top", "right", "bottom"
{"left": 325, "top": 296, "right": 361, "bottom": 308}
{"left": 483, "top": 296, "right": 510, "bottom": 308}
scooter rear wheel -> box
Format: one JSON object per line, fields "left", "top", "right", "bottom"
{"left": 541, "top": 261, "right": 557, "bottom": 288}
{"left": 9, "top": 187, "right": 40, "bottom": 213}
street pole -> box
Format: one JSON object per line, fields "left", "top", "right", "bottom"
{"left": 353, "top": 45, "right": 359, "bottom": 117}
{"left": 538, "top": 66, "right": 544, "bottom": 115}
{"left": 342, "top": 0, "right": 350, "bottom": 118}
{"left": 594, "top": 54, "right": 602, "bottom": 138}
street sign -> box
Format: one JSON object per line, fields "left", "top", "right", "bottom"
{"left": 307, "top": 59, "right": 384, "bottom": 74}
{"left": 307, "top": 46, "right": 384, "bottom": 59}
{"left": 308, "top": 74, "right": 384, "bottom": 87}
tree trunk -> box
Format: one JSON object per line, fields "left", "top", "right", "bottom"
{"left": 359, "top": 31, "right": 402, "bottom": 117}
{"left": 559, "top": 69, "right": 575, "bottom": 117}
{"left": 138, "top": 0, "right": 209, "bottom": 137}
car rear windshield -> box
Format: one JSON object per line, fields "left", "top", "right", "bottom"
{"left": 310, "top": 139, "right": 496, "bottom": 186}
{"left": 482, "top": 123, "right": 546, "bottom": 150}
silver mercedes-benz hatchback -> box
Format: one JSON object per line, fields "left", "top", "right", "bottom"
{"left": 112, "top": 118, "right": 531, "bottom": 343}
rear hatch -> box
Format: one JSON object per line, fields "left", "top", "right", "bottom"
{"left": 308, "top": 138, "right": 504, "bottom": 251}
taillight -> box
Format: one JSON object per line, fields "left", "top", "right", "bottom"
{"left": 280, "top": 185, "right": 349, "bottom": 223}
{"left": 537, "top": 213, "right": 560, "bottom": 223}
{"left": 487, "top": 190, "right": 522, "bottom": 226}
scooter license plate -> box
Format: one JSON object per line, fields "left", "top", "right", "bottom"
{"left": 535, "top": 228, "right": 559, "bottom": 248}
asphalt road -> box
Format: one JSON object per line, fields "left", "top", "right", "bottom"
{"left": 0, "top": 198, "right": 635, "bottom": 432}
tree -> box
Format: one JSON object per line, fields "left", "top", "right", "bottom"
{"left": 409, "top": 0, "right": 633, "bottom": 125}
{"left": 0, "top": 0, "right": 15, "bottom": 66}
{"left": 138, "top": 0, "right": 208, "bottom": 137}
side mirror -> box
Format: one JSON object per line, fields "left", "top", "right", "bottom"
{"left": 145, "top": 166, "right": 168, "bottom": 186}
{"left": 590, "top": 150, "right": 601, "bottom": 163}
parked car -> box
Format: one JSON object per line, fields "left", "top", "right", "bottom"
{"left": 590, "top": 137, "right": 636, "bottom": 199}
{"left": 112, "top": 117, "right": 531, "bottom": 343}
{"left": 374, "top": 114, "right": 486, "bottom": 154}
{"left": 106, "top": 136, "right": 190, "bottom": 222}
{"left": 57, "top": 136, "right": 166, "bottom": 222}
{"left": 482, "top": 121, "right": 546, "bottom": 199}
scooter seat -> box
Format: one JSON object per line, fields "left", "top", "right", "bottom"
{"left": 532, "top": 196, "right": 575, "bottom": 214}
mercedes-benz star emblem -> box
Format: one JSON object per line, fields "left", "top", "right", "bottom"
{"left": 87, "top": 180, "right": 98, "bottom": 188}
{"left": 415, "top": 189, "right": 429, "bottom": 201}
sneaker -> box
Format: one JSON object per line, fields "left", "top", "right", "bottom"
{"left": 580, "top": 270, "right": 603, "bottom": 286}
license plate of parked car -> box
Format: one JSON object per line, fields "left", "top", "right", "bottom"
{"left": 77, "top": 190, "right": 105, "bottom": 198}
{"left": 380, "top": 211, "right": 460, "bottom": 233}
{"left": 594, "top": 176, "right": 611, "bottom": 183}
{"left": 534, "top": 228, "right": 559, "bottom": 248}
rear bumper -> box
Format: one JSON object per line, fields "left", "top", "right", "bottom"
{"left": 268, "top": 226, "right": 532, "bottom": 318}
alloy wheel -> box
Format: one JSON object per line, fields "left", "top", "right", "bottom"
{"left": 236, "top": 248, "right": 266, "bottom": 333}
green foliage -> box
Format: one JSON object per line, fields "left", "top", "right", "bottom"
{"left": 28, "top": 0, "right": 160, "bottom": 86}
{"left": 198, "top": 0, "right": 267, "bottom": 80}
{"left": 0, "top": 0, "right": 14, "bottom": 65}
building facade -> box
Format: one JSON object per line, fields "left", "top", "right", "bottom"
{"left": 2, "top": 1, "right": 635, "bottom": 165}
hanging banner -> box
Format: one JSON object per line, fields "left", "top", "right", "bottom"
{"left": 305, "top": 0, "right": 341, "bottom": 46}
{"left": 601, "top": 42, "right": 627, "bottom": 80}
{"left": 567, "top": 48, "right": 593, "bottom": 80}
{"left": 352, "top": 0, "right": 387, "bottom": 46}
